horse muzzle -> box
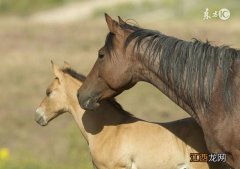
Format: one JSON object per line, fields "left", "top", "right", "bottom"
{"left": 78, "top": 96, "right": 100, "bottom": 110}
{"left": 35, "top": 108, "right": 48, "bottom": 126}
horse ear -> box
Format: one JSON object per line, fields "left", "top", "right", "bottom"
{"left": 63, "top": 61, "right": 71, "bottom": 69}
{"left": 118, "top": 16, "right": 125, "bottom": 25}
{"left": 105, "top": 13, "right": 119, "bottom": 34}
{"left": 51, "top": 60, "right": 63, "bottom": 81}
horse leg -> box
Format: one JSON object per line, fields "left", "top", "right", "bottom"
{"left": 113, "top": 163, "right": 135, "bottom": 169}
{"left": 234, "top": 158, "right": 240, "bottom": 169}
{"left": 234, "top": 160, "right": 240, "bottom": 169}
{"left": 177, "top": 163, "right": 188, "bottom": 169}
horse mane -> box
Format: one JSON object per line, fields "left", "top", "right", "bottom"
{"left": 62, "top": 67, "right": 134, "bottom": 117}
{"left": 105, "top": 22, "right": 240, "bottom": 112}
{"left": 62, "top": 68, "right": 86, "bottom": 82}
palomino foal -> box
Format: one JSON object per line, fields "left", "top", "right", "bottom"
{"left": 35, "top": 62, "right": 226, "bottom": 169}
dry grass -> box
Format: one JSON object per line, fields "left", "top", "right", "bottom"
{"left": 0, "top": 15, "right": 239, "bottom": 168}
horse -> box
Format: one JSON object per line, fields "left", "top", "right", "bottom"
{"left": 35, "top": 62, "right": 227, "bottom": 169}
{"left": 77, "top": 14, "right": 240, "bottom": 168}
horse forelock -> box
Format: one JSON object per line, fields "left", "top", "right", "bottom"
{"left": 104, "top": 22, "right": 141, "bottom": 57}
{"left": 62, "top": 68, "right": 86, "bottom": 82}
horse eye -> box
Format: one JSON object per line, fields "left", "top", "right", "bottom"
{"left": 98, "top": 53, "right": 104, "bottom": 59}
{"left": 46, "top": 90, "right": 52, "bottom": 97}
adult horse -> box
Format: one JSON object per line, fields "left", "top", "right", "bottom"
{"left": 35, "top": 62, "right": 227, "bottom": 169}
{"left": 77, "top": 14, "right": 240, "bottom": 168}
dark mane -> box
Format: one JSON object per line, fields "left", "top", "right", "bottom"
{"left": 105, "top": 23, "right": 240, "bottom": 112}
{"left": 62, "top": 67, "right": 133, "bottom": 117}
{"left": 105, "top": 32, "right": 115, "bottom": 55}
{"left": 62, "top": 68, "right": 86, "bottom": 82}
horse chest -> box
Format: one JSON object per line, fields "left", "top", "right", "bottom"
{"left": 203, "top": 114, "right": 239, "bottom": 150}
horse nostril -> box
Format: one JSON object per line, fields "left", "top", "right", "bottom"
{"left": 35, "top": 108, "right": 48, "bottom": 126}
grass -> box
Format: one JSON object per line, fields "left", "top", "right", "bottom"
{"left": 93, "top": 0, "right": 159, "bottom": 18}
{"left": 0, "top": 0, "right": 84, "bottom": 16}
{"left": 92, "top": 0, "right": 240, "bottom": 20}
{"left": 0, "top": 159, "right": 57, "bottom": 169}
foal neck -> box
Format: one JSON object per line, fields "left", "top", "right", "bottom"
{"left": 65, "top": 74, "right": 132, "bottom": 142}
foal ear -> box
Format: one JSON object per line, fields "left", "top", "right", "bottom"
{"left": 63, "top": 61, "right": 71, "bottom": 69}
{"left": 51, "top": 60, "right": 63, "bottom": 81}
{"left": 118, "top": 16, "right": 125, "bottom": 25}
{"left": 105, "top": 13, "right": 120, "bottom": 34}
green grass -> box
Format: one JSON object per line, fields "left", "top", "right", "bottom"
{"left": 92, "top": 0, "right": 161, "bottom": 18}
{"left": 92, "top": 0, "right": 240, "bottom": 19}
{"left": 183, "top": 0, "right": 240, "bottom": 19}
{"left": 0, "top": 0, "right": 84, "bottom": 15}
{"left": 1, "top": 0, "right": 239, "bottom": 18}
{"left": 0, "top": 122, "right": 92, "bottom": 169}
{"left": 93, "top": 0, "right": 159, "bottom": 18}
{"left": 0, "top": 159, "right": 55, "bottom": 169}
{"left": 0, "top": 159, "right": 85, "bottom": 169}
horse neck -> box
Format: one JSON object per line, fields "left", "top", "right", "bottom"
{"left": 65, "top": 75, "right": 130, "bottom": 143}
{"left": 134, "top": 48, "right": 201, "bottom": 124}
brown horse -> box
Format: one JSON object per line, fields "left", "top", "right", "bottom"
{"left": 35, "top": 62, "right": 227, "bottom": 169}
{"left": 77, "top": 14, "right": 240, "bottom": 168}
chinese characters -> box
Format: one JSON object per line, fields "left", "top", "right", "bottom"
{"left": 190, "top": 153, "right": 227, "bottom": 162}
{"left": 203, "top": 8, "right": 230, "bottom": 20}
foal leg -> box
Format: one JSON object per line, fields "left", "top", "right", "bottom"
{"left": 176, "top": 163, "right": 188, "bottom": 169}
{"left": 113, "top": 163, "right": 135, "bottom": 169}
{"left": 92, "top": 160, "right": 98, "bottom": 169}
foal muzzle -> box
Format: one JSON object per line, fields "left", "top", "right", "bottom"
{"left": 35, "top": 108, "right": 48, "bottom": 126}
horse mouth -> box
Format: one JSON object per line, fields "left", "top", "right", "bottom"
{"left": 35, "top": 110, "right": 48, "bottom": 126}
{"left": 35, "top": 116, "right": 48, "bottom": 126}
{"left": 80, "top": 97, "right": 100, "bottom": 110}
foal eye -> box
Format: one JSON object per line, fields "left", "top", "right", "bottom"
{"left": 46, "top": 90, "right": 52, "bottom": 97}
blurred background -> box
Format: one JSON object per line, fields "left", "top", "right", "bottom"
{"left": 0, "top": 0, "right": 239, "bottom": 168}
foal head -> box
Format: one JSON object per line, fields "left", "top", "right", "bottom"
{"left": 78, "top": 14, "right": 141, "bottom": 110}
{"left": 35, "top": 62, "right": 79, "bottom": 126}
